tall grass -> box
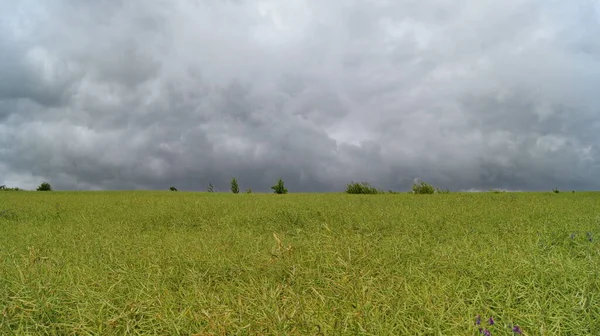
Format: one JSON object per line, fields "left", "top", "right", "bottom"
{"left": 1, "top": 191, "right": 599, "bottom": 335}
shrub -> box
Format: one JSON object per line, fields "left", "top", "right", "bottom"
{"left": 246, "top": 188, "right": 252, "bottom": 194}
{"left": 36, "top": 182, "right": 52, "bottom": 191}
{"left": 230, "top": 178, "right": 240, "bottom": 194}
{"left": 207, "top": 183, "right": 214, "bottom": 192}
{"left": 411, "top": 179, "right": 435, "bottom": 194}
{"left": 552, "top": 188, "right": 560, "bottom": 194}
{"left": 169, "top": 186, "right": 178, "bottom": 191}
{"left": 436, "top": 187, "right": 450, "bottom": 194}
{"left": 271, "top": 178, "right": 288, "bottom": 194}
{"left": 345, "top": 181, "right": 380, "bottom": 194}
{"left": 409, "top": 180, "right": 449, "bottom": 194}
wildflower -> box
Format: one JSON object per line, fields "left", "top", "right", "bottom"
{"left": 512, "top": 325, "right": 523, "bottom": 334}
{"left": 587, "top": 232, "right": 593, "bottom": 242}
{"left": 476, "top": 315, "right": 481, "bottom": 325}
{"left": 483, "top": 329, "right": 491, "bottom": 336}
{"left": 488, "top": 316, "right": 494, "bottom": 325}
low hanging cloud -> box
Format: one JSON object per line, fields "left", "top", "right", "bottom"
{"left": 1, "top": 0, "right": 599, "bottom": 192}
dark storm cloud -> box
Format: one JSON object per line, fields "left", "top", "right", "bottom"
{"left": 1, "top": 0, "right": 599, "bottom": 192}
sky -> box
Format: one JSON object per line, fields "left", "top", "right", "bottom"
{"left": 1, "top": 0, "right": 599, "bottom": 192}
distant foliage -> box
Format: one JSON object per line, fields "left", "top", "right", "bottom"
{"left": 271, "top": 178, "right": 288, "bottom": 194}
{"left": 246, "top": 188, "right": 252, "bottom": 194}
{"left": 488, "top": 189, "right": 505, "bottom": 193}
{"left": 207, "top": 183, "right": 214, "bottom": 193}
{"left": 169, "top": 186, "right": 178, "bottom": 191}
{"left": 410, "top": 179, "right": 449, "bottom": 194}
{"left": 0, "top": 185, "right": 21, "bottom": 191}
{"left": 411, "top": 180, "right": 435, "bottom": 194}
{"left": 230, "top": 178, "right": 240, "bottom": 194}
{"left": 436, "top": 187, "right": 450, "bottom": 194}
{"left": 552, "top": 188, "right": 560, "bottom": 194}
{"left": 345, "top": 182, "right": 380, "bottom": 194}
{"left": 36, "top": 182, "right": 52, "bottom": 191}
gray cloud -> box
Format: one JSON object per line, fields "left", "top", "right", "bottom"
{"left": 1, "top": 0, "right": 600, "bottom": 192}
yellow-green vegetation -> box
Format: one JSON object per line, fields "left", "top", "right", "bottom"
{"left": 1, "top": 191, "right": 599, "bottom": 335}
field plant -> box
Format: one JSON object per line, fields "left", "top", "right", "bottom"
{"left": 1, "top": 191, "right": 599, "bottom": 334}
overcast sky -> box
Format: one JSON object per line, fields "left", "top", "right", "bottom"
{"left": 1, "top": 0, "right": 599, "bottom": 192}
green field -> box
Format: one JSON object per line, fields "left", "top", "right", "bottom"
{"left": 1, "top": 191, "right": 599, "bottom": 335}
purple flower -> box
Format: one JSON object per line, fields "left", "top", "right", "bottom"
{"left": 476, "top": 315, "right": 481, "bottom": 325}
{"left": 512, "top": 325, "right": 523, "bottom": 334}
{"left": 488, "top": 316, "right": 494, "bottom": 325}
{"left": 483, "top": 329, "right": 491, "bottom": 336}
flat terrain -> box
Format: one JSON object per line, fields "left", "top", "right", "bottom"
{"left": 1, "top": 191, "right": 599, "bottom": 335}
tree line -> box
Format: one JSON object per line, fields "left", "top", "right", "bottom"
{"left": 169, "top": 178, "right": 447, "bottom": 194}
{"left": 0, "top": 180, "right": 572, "bottom": 194}
{"left": 169, "top": 178, "right": 288, "bottom": 194}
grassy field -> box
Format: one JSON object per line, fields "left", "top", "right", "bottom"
{"left": 1, "top": 191, "right": 599, "bottom": 335}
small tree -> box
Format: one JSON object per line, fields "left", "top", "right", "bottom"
{"left": 169, "top": 186, "right": 178, "bottom": 191}
{"left": 37, "top": 182, "right": 52, "bottom": 191}
{"left": 271, "top": 178, "right": 288, "bottom": 194}
{"left": 207, "top": 183, "right": 214, "bottom": 192}
{"left": 230, "top": 178, "right": 240, "bottom": 194}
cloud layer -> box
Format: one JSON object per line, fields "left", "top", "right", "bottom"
{"left": 1, "top": 0, "right": 599, "bottom": 192}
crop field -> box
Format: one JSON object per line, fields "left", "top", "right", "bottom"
{"left": 1, "top": 191, "right": 599, "bottom": 335}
